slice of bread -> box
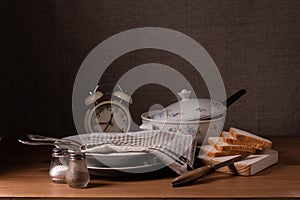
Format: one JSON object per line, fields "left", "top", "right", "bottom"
{"left": 208, "top": 137, "right": 257, "bottom": 153}
{"left": 200, "top": 144, "right": 243, "bottom": 157}
{"left": 229, "top": 128, "right": 272, "bottom": 149}
{"left": 222, "top": 131, "right": 263, "bottom": 150}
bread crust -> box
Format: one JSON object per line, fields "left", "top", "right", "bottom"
{"left": 229, "top": 128, "right": 273, "bottom": 149}
{"left": 222, "top": 131, "right": 264, "bottom": 150}
{"left": 200, "top": 145, "right": 243, "bottom": 157}
{"left": 208, "top": 137, "right": 257, "bottom": 153}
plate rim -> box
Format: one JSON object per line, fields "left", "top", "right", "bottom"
{"left": 87, "top": 161, "right": 165, "bottom": 171}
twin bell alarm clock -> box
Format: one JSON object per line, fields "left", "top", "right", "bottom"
{"left": 84, "top": 89, "right": 133, "bottom": 133}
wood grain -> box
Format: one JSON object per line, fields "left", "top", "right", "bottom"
{"left": 0, "top": 136, "right": 299, "bottom": 199}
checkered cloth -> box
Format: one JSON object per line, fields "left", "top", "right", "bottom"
{"left": 81, "top": 130, "right": 197, "bottom": 174}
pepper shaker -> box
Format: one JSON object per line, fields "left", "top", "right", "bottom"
{"left": 49, "top": 148, "right": 68, "bottom": 184}
{"left": 66, "top": 152, "right": 90, "bottom": 188}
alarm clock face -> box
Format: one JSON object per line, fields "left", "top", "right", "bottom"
{"left": 87, "top": 101, "right": 131, "bottom": 133}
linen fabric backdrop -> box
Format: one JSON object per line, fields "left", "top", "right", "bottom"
{"left": 0, "top": 0, "right": 299, "bottom": 140}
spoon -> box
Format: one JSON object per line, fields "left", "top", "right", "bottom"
{"left": 18, "top": 139, "right": 113, "bottom": 153}
{"left": 26, "top": 134, "right": 82, "bottom": 146}
{"left": 18, "top": 139, "right": 81, "bottom": 149}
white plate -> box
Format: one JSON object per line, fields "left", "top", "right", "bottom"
{"left": 88, "top": 161, "right": 166, "bottom": 176}
{"left": 86, "top": 152, "right": 158, "bottom": 168}
{"left": 60, "top": 134, "right": 158, "bottom": 168}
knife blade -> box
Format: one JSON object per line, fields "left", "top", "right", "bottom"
{"left": 172, "top": 153, "right": 251, "bottom": 187}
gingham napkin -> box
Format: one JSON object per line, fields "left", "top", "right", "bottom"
{"left": 82, "top": 130, "right": 197, "bottom": 174}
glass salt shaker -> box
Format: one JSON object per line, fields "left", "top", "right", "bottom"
{"left": 66, "top": 152, "right": 90, "bottom": 188}
{"left": 49, "top": 148, "right": 68, "bottom": 184}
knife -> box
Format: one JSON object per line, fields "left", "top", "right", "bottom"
{"left": 172, "top": 153, "right": 251, "bottom": 187}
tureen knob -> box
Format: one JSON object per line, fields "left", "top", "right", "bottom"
{"left": 178, "top": 89, "right": 191, "bottom": 101}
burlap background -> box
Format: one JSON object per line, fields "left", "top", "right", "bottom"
{"left": 1, "top": 0, "right": 299, "bottom": 139}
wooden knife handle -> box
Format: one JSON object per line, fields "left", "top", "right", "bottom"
{"left": 172, "top": 165, "right": 215, "bottom": 187}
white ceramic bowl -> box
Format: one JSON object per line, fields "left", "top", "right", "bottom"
{"left": 140, "top": 110, "right": 225, "bottom": 145}
{"left": 152, "top": 89, "right": 226, "bottom": 121}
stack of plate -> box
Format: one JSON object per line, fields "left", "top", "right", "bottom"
{"left": 60, "top": 134, "right": 166, "bottom": 176}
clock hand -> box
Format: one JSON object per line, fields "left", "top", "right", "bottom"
{"left": 103, "top": 123, "right": 110, "bottom": 132}
{"left": 97, "top": 121, "right": 110, "bottom": 124}
{"left": 108, "top": 113, "right": 114, "bottom": 125}
{"left": 105, "top": 125, "right": 111, "bottom": 132}
{"left": 103, "top": 113, "right": 113, "bottom": 132}
{"left": 97, "top": 121, "right": 114, "bottom": 125}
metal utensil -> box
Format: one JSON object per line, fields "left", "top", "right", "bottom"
{"left": 26, "top": 134, "right": 82, "bottom": 146}
{"left": 222, "top": 89, "right": 246, "bottom": 108}
{"left": 172, "top": 153, "right": 251, "bottom": 187}
{"left": 18, "top": 139, "right": 81, "bottom": 148}
{"left": 201, "top": 89, "right": 246, "bottom": 120}
{"left": 18, "top": 139, "right": 112, "bottom": 153}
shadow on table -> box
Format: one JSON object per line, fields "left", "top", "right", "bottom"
{"left": 90, "top": 167, "right": 177, "bottom": 182}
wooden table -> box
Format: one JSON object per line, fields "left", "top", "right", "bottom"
{"left": 1, "top": 136, "right": 300, "bottom": 199}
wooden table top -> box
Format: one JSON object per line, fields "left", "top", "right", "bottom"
{"left": 0, "top": 136, "right": 300, "bottom": 199}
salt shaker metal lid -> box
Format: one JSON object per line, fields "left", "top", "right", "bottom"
{"left": 52, "top": 148, "right": 68, "bottom": 157}
{"left": 68, "top": 152, "right": 86, "bottom": 160}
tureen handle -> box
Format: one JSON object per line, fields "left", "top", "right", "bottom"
{"left": 139, "top": 123, "right": 154, "bottom": 130}
{"left": 177, "top": 89, "right": 191, "bottom": 101}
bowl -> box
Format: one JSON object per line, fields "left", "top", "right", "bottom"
{"left": 140, "top": 110, "right": 225, "bottom": 145}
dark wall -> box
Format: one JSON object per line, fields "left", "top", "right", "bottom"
{"left": 1, "top": 0, "right": 299, "bottom": 140}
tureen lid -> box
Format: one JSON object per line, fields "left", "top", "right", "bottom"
{"left": 153, "top": 89, "right": 226, "bottom": 121}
